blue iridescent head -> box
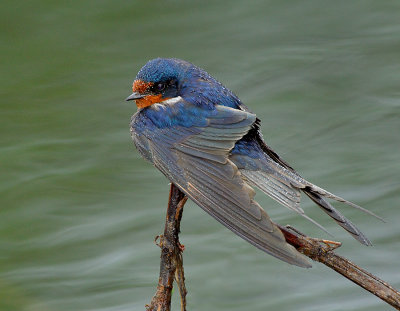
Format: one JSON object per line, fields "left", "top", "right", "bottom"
{"left": 136, "top": 58, "right": 191, "bottom": 84}
{"left": 126, "top": 58, "right": 242, "bottom": 110}
{"left": 125, "top": 58, "right": 193, "bottom": 108}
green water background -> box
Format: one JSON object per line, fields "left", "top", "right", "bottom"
{"left": 1, "top": 1, "right": 399, "bottom": 310}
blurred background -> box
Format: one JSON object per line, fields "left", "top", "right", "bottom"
{"left": 1, "top": 1, "right": 399, "bottom": 310}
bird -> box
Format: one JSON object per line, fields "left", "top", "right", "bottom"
{"left": 126, "top": 58, "right": 381, "bottom": 268}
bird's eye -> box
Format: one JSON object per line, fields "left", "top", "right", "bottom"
{"left": 155, "top": 82, "right": 165, "bottom": 92}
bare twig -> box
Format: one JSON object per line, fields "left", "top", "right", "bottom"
{"left": 145, "top": 184, "right": 187, "bottom": 311}
{"left": 146, "top": 185, "right": 400, "bottom": 310}
{"left": 277, "top": 224, "right": 400, "bottom": 310}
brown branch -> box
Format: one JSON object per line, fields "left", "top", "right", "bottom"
{"left": 145, "top": 184, "right": 187, "bottom": 311}
{"left": 146, "top": 185, "right": 400, "bottom": 310}
{"left": 277, "top": 224, "right": 400, "bottom": 310}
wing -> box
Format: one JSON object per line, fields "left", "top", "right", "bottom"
{"left": 230, "top": 136, "right": 382, "bottom": 246}
{"left": 132, "top": 99, "right": 311, "bottom": 267}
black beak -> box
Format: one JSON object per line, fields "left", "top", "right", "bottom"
{"left": 125, "top": 92, "right": 145, "bottom": 101}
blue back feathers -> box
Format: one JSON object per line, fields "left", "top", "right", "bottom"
{"left": 142, "top": 101, "right": 212, "bottom": 129}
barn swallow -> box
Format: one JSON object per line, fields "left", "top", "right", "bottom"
{"left": 126, "top": 58, "right": 381, "bottom": 267}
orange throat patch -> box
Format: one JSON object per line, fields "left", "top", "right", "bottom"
{"left": 136, "top": 94, "right": 166, "bottom": 108}
{"left": 132, "top": 80, "right": 169, "bottom": 108}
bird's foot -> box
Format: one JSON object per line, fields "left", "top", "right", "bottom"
{"left": 284, "top": 225, "right": 341, "bottom": 251}
{"left": 178, "top": 242, "right": 185, "bottom": 252}
{"left": 155, "top": 235, "right": 163, "bottom": 247}
{"left": 320, "top": 239, "right": 342, "bottom": 251}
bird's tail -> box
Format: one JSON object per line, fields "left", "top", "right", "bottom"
{"left": 240, "top": 164, "right": 383, "bottom": 245}
{"left": 302, "top": 187, "right": 372, "bottom": 245}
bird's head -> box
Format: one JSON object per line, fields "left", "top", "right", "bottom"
{"left": 126, "top": 58, "right": 193, "bottom": 108}
{"left": 126, "top": 58, "right": 243, "bottom": 110}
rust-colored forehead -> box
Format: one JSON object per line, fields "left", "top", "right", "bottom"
{"left": 132, "top": 80, "right": 152, "bottom": 93}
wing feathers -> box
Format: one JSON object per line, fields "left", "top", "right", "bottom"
{"left": 241, "top": 170, "right": 302, "bottom": 212}
{"left": 137, "top": 102, "right": 311, "bottom": 266}
{"left": 177, "top": 154, "right": 310, "bottom": 267}
{"left": 232, "top": 150, "right": 377, "bottom": 245}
